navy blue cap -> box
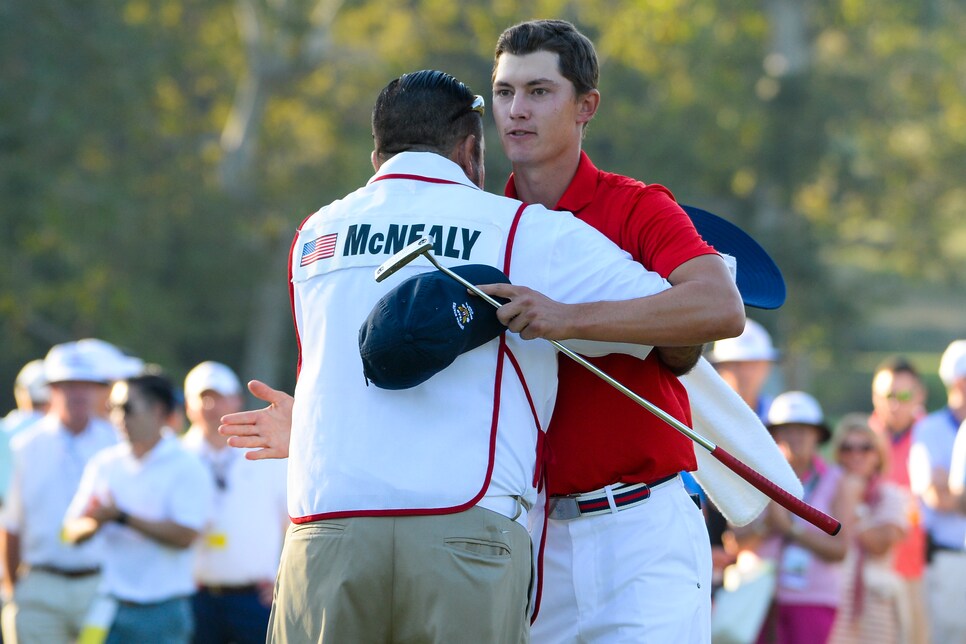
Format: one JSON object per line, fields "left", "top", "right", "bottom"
{"left": 359, "top": 264, "right": 510, "bottom": 390}
{"left": 683, "top": 205, "right": 786, "bottom": 310}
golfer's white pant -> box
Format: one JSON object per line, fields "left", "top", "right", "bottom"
{"left": 531, "top": 476, "right": 712, "bottom": 644}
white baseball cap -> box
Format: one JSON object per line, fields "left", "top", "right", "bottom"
{"left": 15, "top": 359, "right": 51, "bottom": 403}
{"left": 75, "top": 338, "right": 144, "bottom": 382}
{"left": 708, "top": 319, "right": 779, "bottom": 364}
{"left": 184, "top": 361, "right": 242, "bottom": 408}
{"left": 939, "top": 340, "right": 966, "bottom": 387}
{"left": 44, "top": 342, "right": 111, "bottom": 385}
{"left": 766, "top": 390, "right": 831, "bottom": 442}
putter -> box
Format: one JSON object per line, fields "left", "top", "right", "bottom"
{"left": 374, "top": 238, "right": 841, "bottom": 535}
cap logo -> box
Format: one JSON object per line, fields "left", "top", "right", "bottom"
{"left": 452, "top": 301, "right": 474, "bottom": 330}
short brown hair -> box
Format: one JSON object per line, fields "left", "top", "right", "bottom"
{"left": 493, "top": 19, "right": 599, "bottom": 97}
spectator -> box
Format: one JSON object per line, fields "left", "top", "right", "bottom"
{"left": 1, "top": 360, "right": 51, "bottom": 434}
{"left": 181, "top": 362, "right": 287, "bottom": 644}
{"left": 868, "top": 356, "right": 929, "bottom": 644}
{"left": 72, "top": 339, "right": 144, "bottom": 419}
{"left": 827, "top": 414, "right": 909, "bottom": 644}
{"left": 909, "top": 339, "right": 966, "bottom": 644}
{"left": 708, "top": 318, "right": 780, "bottom": 419}
{"left": 63, "top": 373, "right": 214, "bottom": 644}
{"left": 1, "top": 359, "right": 51, "bottom": 504}
{"left": 0, "top": 342, "right": 119, "bottom": 644}
{"left": 732, "top": 391, "right": 852, "bottom": 644}
{"left": 706, "top": 318, "right": 781, "bottom": 591}
{"left": 0, "top": 359, "right": 51, "bottom": 644}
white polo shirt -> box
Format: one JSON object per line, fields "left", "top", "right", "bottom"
{"left": 66, "top": 433, "right": 214, "bottom": 603}
{"left": 287, "top": 151, "right": 670, "bottom": 523}
{"left": 182, "top": 426, "right": 288, "bottom": 585}
{"left": 2, "top": 415, "right": 118, "bottom": 570}
{"left": 0, "top": 410, "right": 44, "bottom": 501}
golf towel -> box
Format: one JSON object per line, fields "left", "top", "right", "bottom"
{"left": 682, "top": 357, "right": 803, "bottom": 526}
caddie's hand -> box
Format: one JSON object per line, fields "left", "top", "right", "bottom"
{"left": 476, "top": 283, "right": 574, "bottom": 341}
{"left": 219, "top": 380, "right": 293, "bottom": 460}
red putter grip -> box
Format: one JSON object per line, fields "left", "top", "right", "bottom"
{"left": 711, "top": 446, "right": 842, "bottom": 536}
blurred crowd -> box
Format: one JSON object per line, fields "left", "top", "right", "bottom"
{"left": 704, "top": 321, "right": 966, "bottom": 644}
{"left": 0, "top": 341, "right": 288, "bottom": 644}
{"left": 1, "top": 327, "right": 964, "bottom": 644}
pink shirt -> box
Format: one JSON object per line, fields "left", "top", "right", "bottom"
{"left": 757, "top": 459, "right": 845, "bottom": 607}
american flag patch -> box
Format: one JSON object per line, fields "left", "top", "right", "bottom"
{"left": 300, "top": 233, "right": 338, "bottom": 266}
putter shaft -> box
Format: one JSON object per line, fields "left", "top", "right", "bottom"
{"left": 372, "top": 237, "right": 840, "bottom": 534}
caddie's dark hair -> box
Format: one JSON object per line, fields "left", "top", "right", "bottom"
{"left": 125, "top": 373, "right": 176, "bottom": 416}
{"left": 372, "top": 69, "right": 484, "bottom": 161}
{"left": 493, "top": 19, "right": 599, "bottom": 97}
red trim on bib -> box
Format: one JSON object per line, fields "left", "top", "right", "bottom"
{"left": 290, "top": 176, "right": 524, "bottom": 525}
{"left": 371, "top": 173, "right": 469, "bottom": 186}
{"left": 291, "top": 212, "right": 317, "bottom": 380}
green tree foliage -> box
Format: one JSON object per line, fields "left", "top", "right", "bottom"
{"left": 1, "top": 0, "right": 963, "bottom": 415}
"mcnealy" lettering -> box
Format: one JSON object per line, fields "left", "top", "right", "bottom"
{"left": 343, "top": 224, "right": 481, "bottom": 260}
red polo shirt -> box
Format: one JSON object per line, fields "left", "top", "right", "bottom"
{"left": 506, "top": 152, "right": 716, "bottom": 495}
{"left": 869, "top": 411, "right": 926, "bottom": 579}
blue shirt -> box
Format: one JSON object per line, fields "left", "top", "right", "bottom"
{"left": 910, "top": 407, "right": 966, "bottom": 549}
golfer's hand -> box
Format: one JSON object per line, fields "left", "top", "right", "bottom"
{"left": 477, "top": 283, "right": 574, "bottom": 341}
{"left": 219, "top": 380, "right": 293, "bottom": 460}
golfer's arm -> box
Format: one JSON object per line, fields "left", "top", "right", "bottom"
{"left": 566, "top": 255, "right": 744, "bottom": 346}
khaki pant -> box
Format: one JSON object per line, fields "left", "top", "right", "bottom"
{"left": 1, "top": 569, "right": 100, "bottom": 644}
{"left": 269, "top": 506, "right": 531, "bottom": 643}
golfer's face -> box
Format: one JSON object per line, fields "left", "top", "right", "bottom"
{"left": 492, "top": 51, "right": 583, "bottom": 170}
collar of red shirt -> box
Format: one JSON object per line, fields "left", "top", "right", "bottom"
{"left": 504, "top": 150, "right": 599, "bottom": 213}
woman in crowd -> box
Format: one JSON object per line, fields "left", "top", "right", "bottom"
{"left": 733, "top": 391, "right": 855, "bottom": 644}
{"left": 828, "top": 414, "right": 910, "bottom": 644}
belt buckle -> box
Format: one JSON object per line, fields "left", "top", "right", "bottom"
{"left": 548, "top": 496, "right": 582, "bottom": 521}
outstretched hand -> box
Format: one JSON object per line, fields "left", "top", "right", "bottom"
{"left": 219, "top": 379, "right": 293, "bottom": 460}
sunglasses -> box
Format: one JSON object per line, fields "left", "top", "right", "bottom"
{"left": 451, "top": 95, "right": 485, "bottom": 121}
{"left": 839, "top": 442, "right": 875, "bottom": 454}
{"left": 884, "top": 390, "right": 915, "bottom": 402}
{"left": 469, "top": 94, "right": 485, "bottom": 116}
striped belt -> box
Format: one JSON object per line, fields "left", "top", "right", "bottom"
{"left": 548, "top": 474, "right": 679, "bottom": 521}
